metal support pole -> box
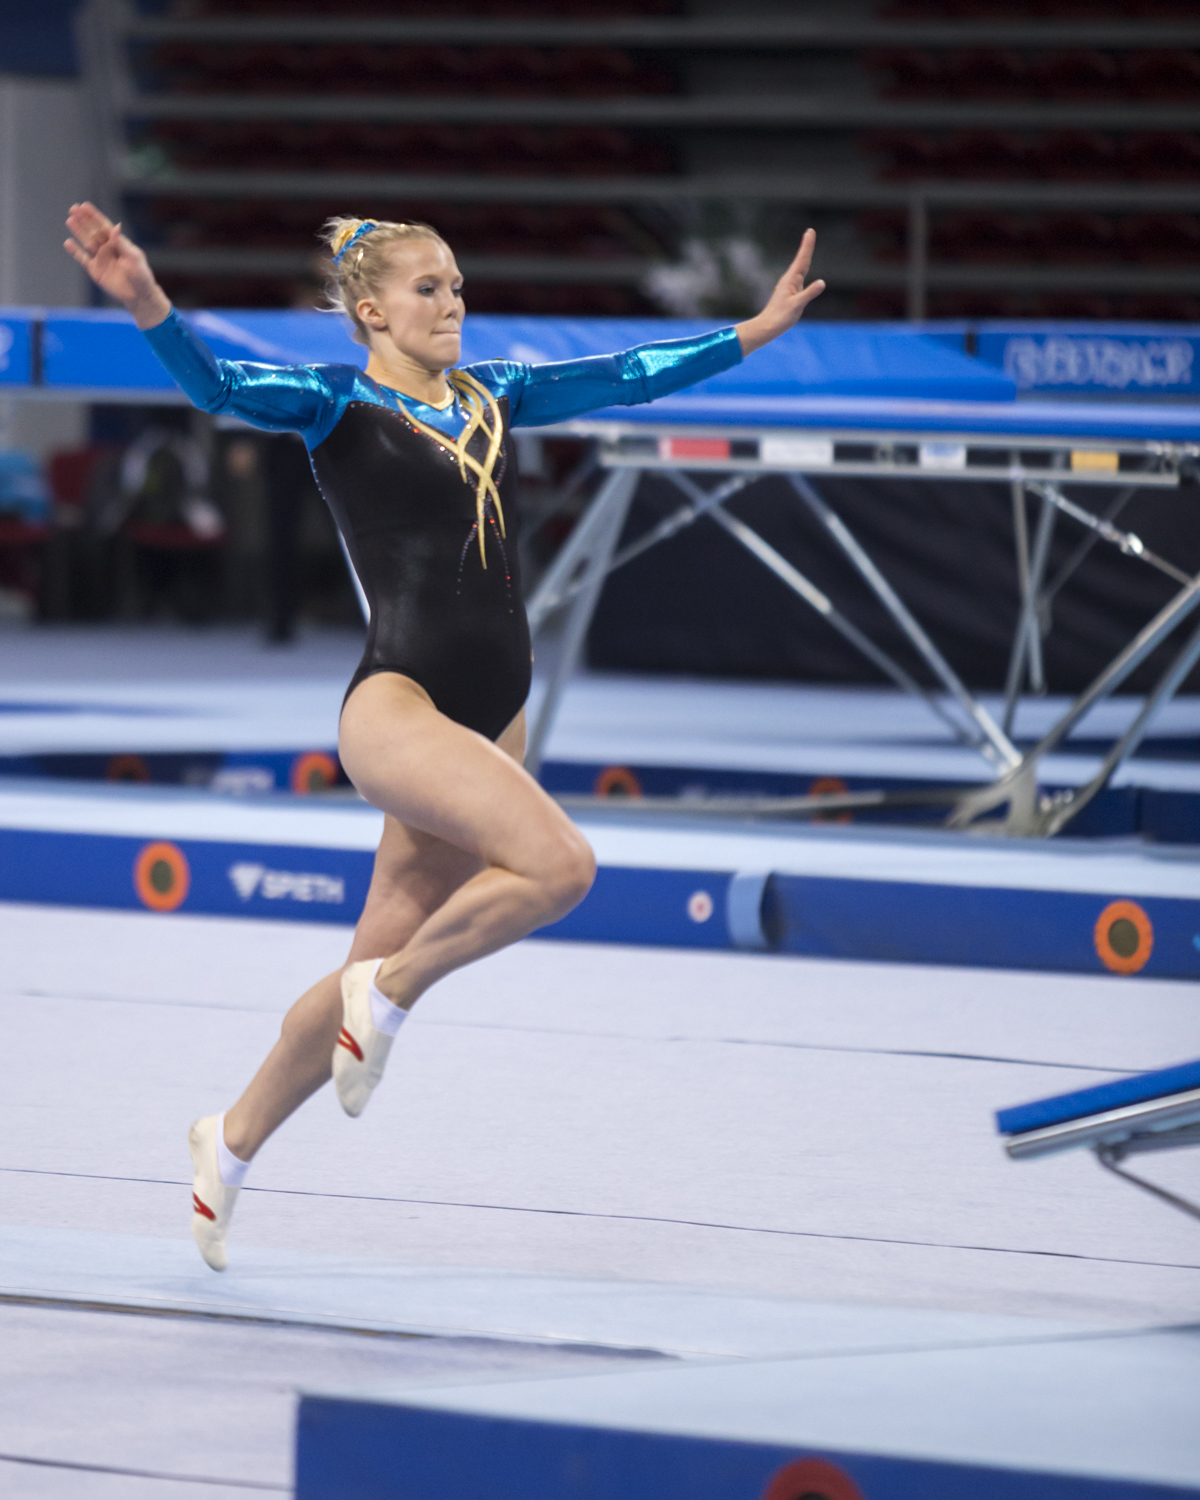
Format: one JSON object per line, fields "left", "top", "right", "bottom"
{"left": 1002, "top": 484, "right": 1056, "bottom": 731}
{"left": 706, "top": 502, "right": 980, "bottom": 748}
{"left": 907, "top": 194, "right": 927, "bottom": 323}
{"left": 788, "top": 472, "right": 1021, "bottom": 769}
{"left": 525, "top": 467, "right": 637, "bottom": 635}
{"left": 1044, "top": 614, "right": 1200, "bottom": 835}
{"left": 949, "top": 565, "right": 1200, "bottom": 831}
{"left": 1039, "top": 482, "right": 1189, "bottom": 587}
{"left": 548, "top": 472, "right": 752, "bottom": 614}
{"left": 1042, "top": 487, "right": 1136, "bottom": 605}
{"left": 1002, "top": 479, "right": 1032, "bottom": 733}
{"left": 524, "top": 467, "right": 638, "bottom": 778}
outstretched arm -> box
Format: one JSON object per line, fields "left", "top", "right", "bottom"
{"left": 64, "top": 202, "right": 335, "bottom": 442}
{"left": 734, "top": 228, "right": 825, "bottom": 356}
{"left": 474, "top": 229, "right": 826, "bottom": 427}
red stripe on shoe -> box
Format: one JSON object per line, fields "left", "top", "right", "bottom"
{"left": 337, "top": 1027, "right": 364, "bottom": 1062}
{"left": 193, "top": 1192, "right": 216, "bottom": 1222}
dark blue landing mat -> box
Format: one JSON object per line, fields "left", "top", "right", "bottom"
{"left": 542, "top": 761, "right": 1200, "bottom": 845}
{"left": 295, "top": 1404, "right": 1197, "bottom": 1500}
{"left": 5, "top": 749, "right": 1199, "bottom": 843}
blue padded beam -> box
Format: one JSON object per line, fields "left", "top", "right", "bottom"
{"left": 997, "top": 1058, "right": 1200, "bottom": 1137}
{"left": 8, "top": 308, "right": 1016, "bottom": 401}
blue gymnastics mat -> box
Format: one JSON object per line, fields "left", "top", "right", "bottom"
{"left": 3, "top": 307, "right": 1013, "bottom": 402}
{"left": 295, "top": 1320, "right": 1200, "bottom": 1500}
{"left": 1, "top": 779, "right": 1198, "bottom": 977}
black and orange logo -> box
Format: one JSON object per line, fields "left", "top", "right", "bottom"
{"left": 595, "top": 765, "right": 642, "bottom": 798}
{"left": 760, "top": 1457, "right": 865, "bottom": 1500}
{"left": 291, "top": 751, "right": 339, "bottom": 795}
{"left": 134, "top": 841, "right": 191, "bottom": 912}
{"left": 1094, "top": 898, "right": 1153, "bottom": 975}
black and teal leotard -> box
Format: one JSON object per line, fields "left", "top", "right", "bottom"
{"left": 144, "top": 312, "right": 742, "bottom": 740}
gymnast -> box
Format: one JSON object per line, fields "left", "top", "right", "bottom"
{"left": 64, "top": 201, "right": 825, "bottom": 1270}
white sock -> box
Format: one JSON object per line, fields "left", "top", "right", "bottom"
{"left": 216, "top": 1113, "right": 250, "bottom": 1188}
{"left": 368, "top": 960, "right": 408, "bottom": 1037}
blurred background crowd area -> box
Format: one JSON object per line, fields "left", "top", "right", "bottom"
{"left": 0, "top": 0, "right": 1198, "bottom": 645}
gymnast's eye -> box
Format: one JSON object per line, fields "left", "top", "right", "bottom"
{"left": 416, "top": 282, "right": 436, "bottom": 296}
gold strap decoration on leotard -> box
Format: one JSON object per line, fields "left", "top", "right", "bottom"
{"left": 393, "top": 370, "right": 506, "bottom": 567}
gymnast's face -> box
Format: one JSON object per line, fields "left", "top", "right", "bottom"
{"left": 357, "top": 240, "right": 464, "bottom": 373}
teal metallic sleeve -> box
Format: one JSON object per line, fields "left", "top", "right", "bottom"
{"left": 465, "top": 325, "right": 743, "bottom": 427}
{"left": 143, "top": 311, "right": 743, "bottom": 446}
{"left": 142, "top": 310, "right": 341, "bottom": 446}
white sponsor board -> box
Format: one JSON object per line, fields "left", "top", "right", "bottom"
{"left": 759, "top": 437, "right": 834, "bottom": 469}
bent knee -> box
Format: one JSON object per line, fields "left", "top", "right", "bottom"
{"left": 538, "top": 826, "right": 596, "bottom": 919}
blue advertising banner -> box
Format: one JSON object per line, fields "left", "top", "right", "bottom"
{"left": 975, "top": 323, "right": 1200, "bottom": 399}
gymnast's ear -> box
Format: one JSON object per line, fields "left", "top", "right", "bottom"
{"left": 355, "top": 295, "right": 389, "bottom": 332}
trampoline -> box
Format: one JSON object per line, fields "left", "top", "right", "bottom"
{"left": 5, "top": 306, "right": 1199, "bottom": 837}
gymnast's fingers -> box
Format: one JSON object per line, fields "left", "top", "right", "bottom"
{"left": 66, "top": 201, "right": 114, "bottom": 253}
{"left": 789, "top": 228, "right": 817, "bottom": 281}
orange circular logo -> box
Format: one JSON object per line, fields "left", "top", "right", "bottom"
{"left": 760, "top": 1457, "right": 865, "bottom": 1500}
{"left": 808, "top": 775, "right": 852, "bottom": 824}
{"left": 1094, "top": 899, "right": 1153, "bottom": 975}
{"left": 291, "top": 751, "right": 338, "bottom": 795}
{"left": 107, "top": 754, "right": 150, "bottom": 783}
{"left": 595, "top": 765, "right": 642, "bottom": 798}
{"left": 134, "top": 841, "right": 190, "bottom": 912}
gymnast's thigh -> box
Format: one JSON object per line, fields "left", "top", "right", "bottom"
{"left": 337, "top": 671, "right": 573, "bottom": 875}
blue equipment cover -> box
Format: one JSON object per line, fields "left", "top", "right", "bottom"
{"left": 974, "top": 321, "right": 1200, "bottom": 400}
{"left": 22, "top": 308, "right": 1015, "bottom": 402}
{"left": 0, "top": 309, "right": 33, "bottom": 386}
{"left": 996, "top": 1057, "right": 1200, "bottom": 1137}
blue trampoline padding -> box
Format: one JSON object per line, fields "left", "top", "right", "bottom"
{"left": 996, "top": 1057, "right": 1200, "bottom": 1137}
{"left": 30, "top": 308, "right": 1013, "bottom": 401}
{"left": 0, "top": 309, "right": 33, "bottom": 386}
{"left": 583, "top": 391, "right": 1200, "bottom": 443}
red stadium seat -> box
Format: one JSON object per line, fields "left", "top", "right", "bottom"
{"left": 862, "top": 49, "right": 944, "bottom": 98}
{"left": 1039, "top": 211, "right": 1117, "bottom": 262}
{"left": 933, "top": 210, "right": 1032, "bottom": 262}
{"left": 860, "top": 129, "right": 943, "bottom": 178}
{"left": 1121, "top": 292, "right": 1200, "bottom": 320}
{"left": 1124, "top": 50, "right": 1200, "bottom": 100}
{"left": 944, "top": 49, "right": 1029, "bottom": 98}
{"left": 856, "top": 208, "right": 908, "bottom": 261}
{"left": 1122, "top": 131, "right": 1200, "bottom": 179}
{"left": 1032, "top": 291, "right": 1114, "bottom": 318}
{"left": 1031, "top": 50, "right": 1123, "bottom": 100}
{"left": 1117, "top": 212, "right": 1200, "bottom": 263}
{"left": 1033, "top": 130, "right": 1121, "bottom": 179}
{"left": 941, "top": 130, "right": 1029, "bottom": 177}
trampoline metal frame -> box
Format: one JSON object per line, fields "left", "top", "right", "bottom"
{"left": 1003, "top": 1088, "right": 1200, "bottom": 1223}
{"left": 524, "top": 419, "right": 1200, "bottom": 836}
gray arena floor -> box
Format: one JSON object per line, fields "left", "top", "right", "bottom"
{"left": 2, "top": 902, "right": 1198, "bottom": 1494}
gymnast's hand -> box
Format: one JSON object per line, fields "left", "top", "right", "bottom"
{"left": 64, "top": 201, "right": 172, "bottom": 330}
{"left": 735, "top": 229, "right": 825, "bottom": 356}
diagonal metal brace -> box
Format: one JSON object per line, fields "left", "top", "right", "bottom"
{"left": 788, "top": 472, "right": 1021, "bottom": 770}
{"left": 949, "top": 565, "right": 1200, "bottom": 833}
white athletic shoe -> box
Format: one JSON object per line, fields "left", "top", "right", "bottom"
{"left": 188, "top": 1115, "right": 238, "bottom": 1272}
{"left": 332, "top": 959, "right": 396, "bottom": 1118}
